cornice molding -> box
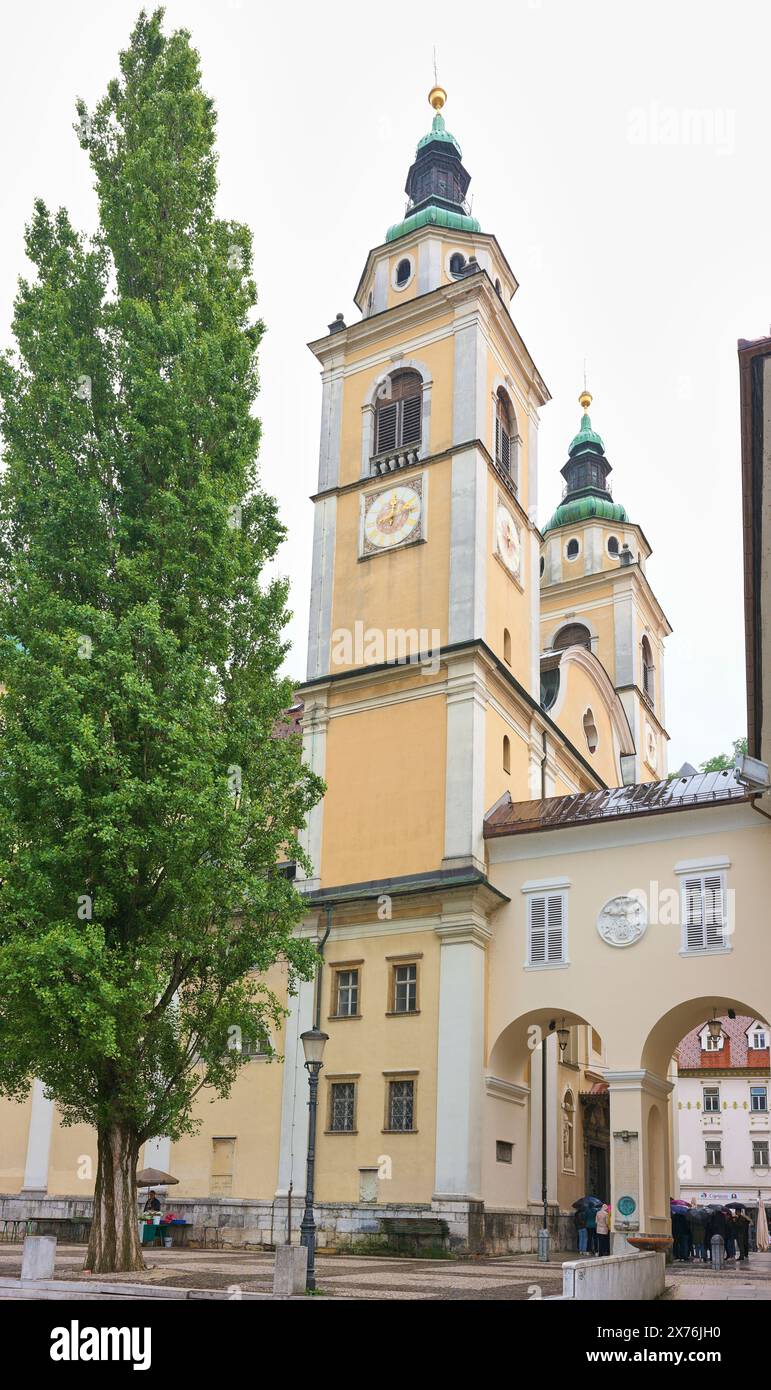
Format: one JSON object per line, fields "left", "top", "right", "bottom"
{"left": 485, "top": 1075, "right": 529, "bottom": 1105}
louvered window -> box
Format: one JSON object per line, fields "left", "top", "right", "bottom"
{"left": 374, "top": 370, "right": 422, "bottom": 455}
{"left": 527, "top": 892, "right": 566, "bottom": 965}
{"left": 495, "top": 388, "right": 515, "bottom": 475}
{"left": 682, "top": 872, "right": 727, "bottom": 952}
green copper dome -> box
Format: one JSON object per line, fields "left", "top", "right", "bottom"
{"left": 386, "top": 204, "right": 480, "bottom": 243}
{"left": 386, "top": 90, "right": 477, "bottom": 245}
{"left": 568, "top": 410, "right": 605, "bottom": 456}
{"left": 542, "top": 389, "right": 630, "bottom": 535}
{"left": 543, "top": 494, "right": 629, "bottom": 535}
{"left": 416, "top": 111, "right": 461, "bottom": 156}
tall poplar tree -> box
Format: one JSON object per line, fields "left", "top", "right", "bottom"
{"left": 0, "top": 10, "right": 321, "bottom": 1273}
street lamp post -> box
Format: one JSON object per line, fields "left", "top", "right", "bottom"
{"left": 299, "top": 1026, "right": 328, "bottom": 1292}
{"left": 538, "top": 1020, "right": 570, "bottom": 1263}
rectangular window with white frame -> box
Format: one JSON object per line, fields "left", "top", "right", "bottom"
{"left": 753, "top": 1140, "right": 769, "bottom": 1168}
{"left": 703, "top": 1087, "right": 720, "bottom": 1113}
{"left": 705, "top": 1140, "right": 722, "bottom": 1168}
{"left": 680, "top": 871, "right": 728, "bottom": 953}
{"left": 526, "top": 891, "right": 567, "bottom": 966}
{"left": 330, "top": 966, "right": 361, "bottom": 1019}
{"left": 750, "top": 1086, "right": 768, "bottom": 1113}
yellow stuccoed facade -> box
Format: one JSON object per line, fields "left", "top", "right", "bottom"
{"left": 2, "top": 94, "right": 769, "bottom": 1256}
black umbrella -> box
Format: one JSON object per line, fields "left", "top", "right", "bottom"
{"left": 572, "top": 1195, "right": 603, "bottom": 1210}
{"left": 687, "top": 1206, "right": 711, "bottom": 1222}
{"left": 725, "top": 1201, "right": 745, "bottom": 1211}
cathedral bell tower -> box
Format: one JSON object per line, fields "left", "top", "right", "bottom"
{"left": 539, "top": 392, "right": 671, "bottom": 782}
{"left": 296, "top": 85, "right": 605, "bottom": 896}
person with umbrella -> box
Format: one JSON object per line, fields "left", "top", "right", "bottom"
{"left": 573, "top": 1201, "right": 588, "bottom": 1255}
{"left": 687, "top": 1204, "right": 707, "bottom": 1262}
{"left": 725, "top": 1202, "right": 749, "bottom": 1261}
{"left": 136, "top": 1167, "right": 178, "bottom": 1215}
{"left": 572, "top": 1196, "right": 602, "bottom": 1254}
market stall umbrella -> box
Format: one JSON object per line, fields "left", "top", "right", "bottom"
{"left": 136, "top": 1168, "right": 179, "bottom": 1188}
{"left": 756, "top": 1195, "right": 770, "bottom": 1252}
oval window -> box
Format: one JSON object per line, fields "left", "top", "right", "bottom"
{"left": 395, "top": 258, "right": 411, "bottom": 287}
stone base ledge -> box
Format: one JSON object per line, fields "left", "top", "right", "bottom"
{"left": 0, "top": 1193, "right": 580, "bottom": 1256}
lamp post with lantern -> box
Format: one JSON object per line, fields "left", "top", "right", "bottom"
{"left": 299, "top": 1026, "right": 328, "bottom": 1291}
{"left": 538, "top": 1019, "right": 570, "bottom": 1262}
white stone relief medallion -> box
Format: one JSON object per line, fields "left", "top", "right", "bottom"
{"left": 596, "top": 895, "right": 647, "bottom": 948}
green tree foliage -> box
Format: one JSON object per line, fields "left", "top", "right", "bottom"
{"left": 699, "top": 737, "right": 748, "bottom": 774}
{"left": 0, "top": 9, "right": 322, "bottom": 1271}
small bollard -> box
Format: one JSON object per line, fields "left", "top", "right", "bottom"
{"left": 273, "top": 1242, "right": 308, "bottom": 1296}
{"left": 21, "top": 1234, "right": 57, "bottom": 1281}
{"left": 538, "top": 1227, "right": 550, "bottom": 1263}
{"left": 710, "top": 1234, "right": 725, "bottom": 1271}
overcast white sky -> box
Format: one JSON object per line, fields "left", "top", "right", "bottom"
{"left": 1, "top": 0, "right": 768, "bottom": 770}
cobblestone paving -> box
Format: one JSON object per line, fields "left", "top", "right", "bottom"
{"left": 0, "top": 1243, "right": 564, "bottom": 1300}
{"left": 2, "top": 1243, "right": 770, "bottom": 1300}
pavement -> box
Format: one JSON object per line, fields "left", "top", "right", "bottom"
{"left": 1, "top": 1242, "right": 770, "bottom": 1300}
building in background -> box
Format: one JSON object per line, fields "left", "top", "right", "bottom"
{"left": 673, "top": 1015, "right": 771, "bottom": 1208}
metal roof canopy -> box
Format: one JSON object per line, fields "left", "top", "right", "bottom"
{"left": 484, "top": 769, "right": 747, "bottom": 837}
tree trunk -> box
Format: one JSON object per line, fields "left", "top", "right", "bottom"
{"left": 85, "top": 1124, "right": 145, "bottom": 1273}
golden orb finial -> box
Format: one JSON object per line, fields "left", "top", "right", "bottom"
{"left": 579, "top": 389, "right": 592, "bottom": 412}
{"left": 428, "top": 85, "right": 447, "bottom": 112}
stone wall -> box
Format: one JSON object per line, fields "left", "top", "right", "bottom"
{"left": 0, "top": 1193, "right": 578, "bottom": 1255}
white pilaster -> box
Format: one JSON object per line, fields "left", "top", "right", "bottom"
{"left": 317, "top": 366, "right": 343, "bottom": 492}
{"left": 452, "top": 313, "right": 487, "bottom": 445}
{"left": 613, "top": 585, "right": 635, "bottom": 686}
{"left": 306, "top": 499, "right": 337, "bottom": 681}
{"left": 433, "top": 909, "right": 490, "bottom": 1200}
{"left": 448, "top": 447, "right": 487, "bottom": 645}
{"left": 275, "top": 975, "right": 316, "bottom": 1197}
{"left": 442, "top": 653, "right": 487, "bottom": 872}
{"left": 22, "top": 1078, "right": 54, "bottom": 1192}
{"left": 295, "top": 691, "right": 329, "bottom": 892}
{"left": 372, "top": 259, "right": 388, "bottom": 314}
{"left": 418, "top": 237, "right": 441, "bottom": 295}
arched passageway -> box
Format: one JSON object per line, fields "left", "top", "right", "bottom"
{"left": 486, "top": 1009, "right": 610, "bottom": 1223}
{"left": 486, "top": 996, "right": 771, "bottom": 1245}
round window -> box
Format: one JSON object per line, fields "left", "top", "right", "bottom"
{"left": 395, "top": 258, "right": 411, "bottom": 287}
{"left": 607, "top": 535, "right": 619, "bottom": 555}
{"left": 449, "top": 252, "right": 466, "bottom": 276}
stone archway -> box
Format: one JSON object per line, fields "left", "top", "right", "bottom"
{"left": 486, "top": 1008, "right": 608, "bottom": 1231}
{"left": 606, "top": 994, "right": 771, "bottom": 1244}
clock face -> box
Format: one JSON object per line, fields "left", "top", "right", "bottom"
{"left": 363, "top": 483, "right": 422, "bottom": 552}
{"left": 645, "top": 723, "right": 657, "bottom": 768}
{"left": 495, "top": 502, "right": 521, "bottom": 577}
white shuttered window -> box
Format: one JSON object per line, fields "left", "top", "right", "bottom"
{"left": 527, "top": 892, "right": 567, "bottom": 965}
{"left": 681, "top": 872, "right": 727, "bottom": 952}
